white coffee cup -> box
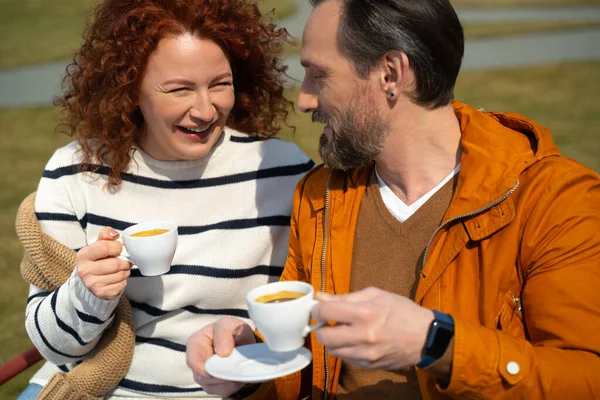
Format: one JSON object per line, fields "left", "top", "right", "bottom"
{"left": 117, "top": 221, "right": 178, "bottom": 276}
{"left": 246, "top": 281, "right": 324, "bottom": 352}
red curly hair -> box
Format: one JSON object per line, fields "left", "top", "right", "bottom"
{"left": 55, "top": 0, "right": 293, "bottom": 187}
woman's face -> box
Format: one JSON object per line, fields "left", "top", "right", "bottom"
{"left": 138, "top": 34, "right": 235, "bottom": 161}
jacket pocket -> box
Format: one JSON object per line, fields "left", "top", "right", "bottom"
{"left": 496, "top": 291, "right": 527, "bottom": 340}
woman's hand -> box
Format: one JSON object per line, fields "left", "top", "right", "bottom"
{"left": 75, "top": 227, "right": 131, "bottom": 300}
{"left": 187, "top": 317, "right": 257, "bottom": 396}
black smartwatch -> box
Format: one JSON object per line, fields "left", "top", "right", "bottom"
{"left": 416, "top": 309, "right": 454, "bottom": 368}
{"left": 229, "top": 383, "right": 262, "bottom": 399}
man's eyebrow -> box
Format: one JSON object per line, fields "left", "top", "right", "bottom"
{"left": 300, "top": 59, "right": 328, "bottom": 73}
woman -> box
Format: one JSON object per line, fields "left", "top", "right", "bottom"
{"left": 18, "top": 0, "right": 313, "bottom": 398}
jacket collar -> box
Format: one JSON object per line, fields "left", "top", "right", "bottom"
{"left": 445, "top": 101, "right": 560, "bottom": 221}
{"left": 305, "top": 166, "right": 371, "bottom": 211}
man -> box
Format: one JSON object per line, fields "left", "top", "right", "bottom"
{"left": 186, "top": 0, "right": 600, "bottom": 398}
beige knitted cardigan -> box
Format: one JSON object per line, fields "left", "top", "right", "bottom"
{"left": 16, "top": 192, "right": 135, "bottom": 399}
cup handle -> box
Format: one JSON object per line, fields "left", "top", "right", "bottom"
{"left": 302, "top": 299, "right": 326, "bottom": 336}
{"left": 115, "top": 237, "right": 133, "bottom": 264}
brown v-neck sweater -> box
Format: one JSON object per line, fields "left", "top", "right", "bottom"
{"left": 335, "top": 169, "right": 457, "bottom": 400}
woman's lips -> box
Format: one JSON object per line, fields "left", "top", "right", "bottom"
{"left": 177, "top": 122, "right": 215, "bottom": 142}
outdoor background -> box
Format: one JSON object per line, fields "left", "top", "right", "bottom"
{"left": 1, "top": 0, "right": 599, "bottom": 397}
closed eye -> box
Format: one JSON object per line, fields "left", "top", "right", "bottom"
{"left": 210, "top": 81, "right": 233, "bottom": 91}
{"left": 167, "top": 87, "right": 189, "bottom": 93}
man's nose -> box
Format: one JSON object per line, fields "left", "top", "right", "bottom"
{"left": 297, "top": 80, "right": 318, "bottom": 114}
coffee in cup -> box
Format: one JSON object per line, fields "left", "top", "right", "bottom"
{"left": 130, "top": 228, "right": 170, "bottom": 237}
{"left": 254, "top": 290, "right": 306, "bottom": 304}
{"left": 247, "top": 281, "right": 324, "bottom": 352}
{"left": 117, "top": 221, "right": 178, "bottom": 276}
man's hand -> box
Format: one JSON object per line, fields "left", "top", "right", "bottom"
{"left": 311, "top": 287, "right": 434, "bottom": 370}
{"left": 186, "top": 317, "right": 257, "bottom": 396}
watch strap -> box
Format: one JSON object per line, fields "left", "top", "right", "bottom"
{"left": 229, "top": 383, "right": 262, "bottom": 399}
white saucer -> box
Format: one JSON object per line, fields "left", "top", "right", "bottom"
{"left": 204, "top": 343, "right": 312, "bottom": 383}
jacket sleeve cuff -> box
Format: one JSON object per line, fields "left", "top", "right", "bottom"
{"left": 237, "top": 381, "right": 277, "bottom": 400}
{"left": 437, "top": 318, "right": 528, "bottom": 397}
{"left": 422, "top": 337, "right": 454, "bottom": 387}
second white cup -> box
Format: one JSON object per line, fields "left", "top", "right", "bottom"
{"left": 247, "top": 281, "right": 324, "bottom": 352}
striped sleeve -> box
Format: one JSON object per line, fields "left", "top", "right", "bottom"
{"left": 25, "top": 276, "right": 117, "bottom": 364}
{"left": 24, "top": 145, "right": 119, "bottom": 364}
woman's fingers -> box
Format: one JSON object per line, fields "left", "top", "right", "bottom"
{"left": 77, "top": 255, "right": 130, "bottom": 277}
{"left": 77, "top": 240, "right": 123, "bottom": 263}
{"left": 186, "top": 322, "right": 248, "bottom": 397}
{"left": 87, "top": 280, "right": 128, "bottom": 301}
{"left": 75, "top": 229, "right": 131, "bottom": 300}
{"left": 97, "top": 226, "right": 120, "bottom": 241}
{"left": 85, "top": 267, "right": 131, "bottom": 287}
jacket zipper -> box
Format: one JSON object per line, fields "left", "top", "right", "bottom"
{"left": 318, "top": 174, "right": 517, "bottom": 397}
{"left": 510, "top": 293, "right": 522, "bottom": 314}
{"left": 422, "top": 179, "right": 520, "bottom": 269}
{"left": 320, "top": 171, "right": 333, "bottom": 400}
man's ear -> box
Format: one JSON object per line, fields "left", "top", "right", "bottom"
{"left": 379, "top": 50, "right": 410, "bottom": 100}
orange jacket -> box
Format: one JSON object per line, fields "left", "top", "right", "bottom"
{"left": 266, "top": 101, "right": 600, "bottom": 400}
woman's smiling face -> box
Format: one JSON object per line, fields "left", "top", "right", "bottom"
{"left": 137, "top": 34, "right": 235, "bottom": 161}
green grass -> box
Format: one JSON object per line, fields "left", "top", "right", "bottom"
{"left": 1, "top": 62, "right": 599, "bottom": 396}
{"left": 2, "top": 0, "right": 599, "bottom": 66}
{"left": 259, "top": 0, "right": 297, "bottom": 20}
{"left": 283, "top": 21, "right": 600, "bottom": 55}
{"left": 0, "top": 107, "right": 72, "bottom": 397}
{"left": 452, "top": 0, "right": 600, "bottom": 6}
{"left": 0, "top": 0, "right": 297, "bottom": 69}
{"left": 455, "top": 62, "right": 600, "bottom": 172}
{"left": 465, "top": 21, "right": 600, "bottom": 39}
{"left": 0, "top": 0, "right": 95, "bottom": 69}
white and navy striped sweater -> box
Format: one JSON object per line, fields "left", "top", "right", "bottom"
{"left": 25, "top": 128, "right": 314, "bottom": 398}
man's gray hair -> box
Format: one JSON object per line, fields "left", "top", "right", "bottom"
{"left": 309, "top": 0, "right": 464, "bottom": 109}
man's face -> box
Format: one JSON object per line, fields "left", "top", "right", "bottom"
{"left": 299, "top": 0, "right": 389, "bottom": 170}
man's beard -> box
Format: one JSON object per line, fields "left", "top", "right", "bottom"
{"left": 313, "top": 87, "right": 389, "bottom": 171}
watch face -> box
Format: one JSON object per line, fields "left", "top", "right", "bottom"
{"left": 429, "top": 320, "right": 454, "bottom": 359}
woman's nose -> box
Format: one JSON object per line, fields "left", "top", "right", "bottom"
{"left": 189, "top": 93, "right": 217, "bottom": 122}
